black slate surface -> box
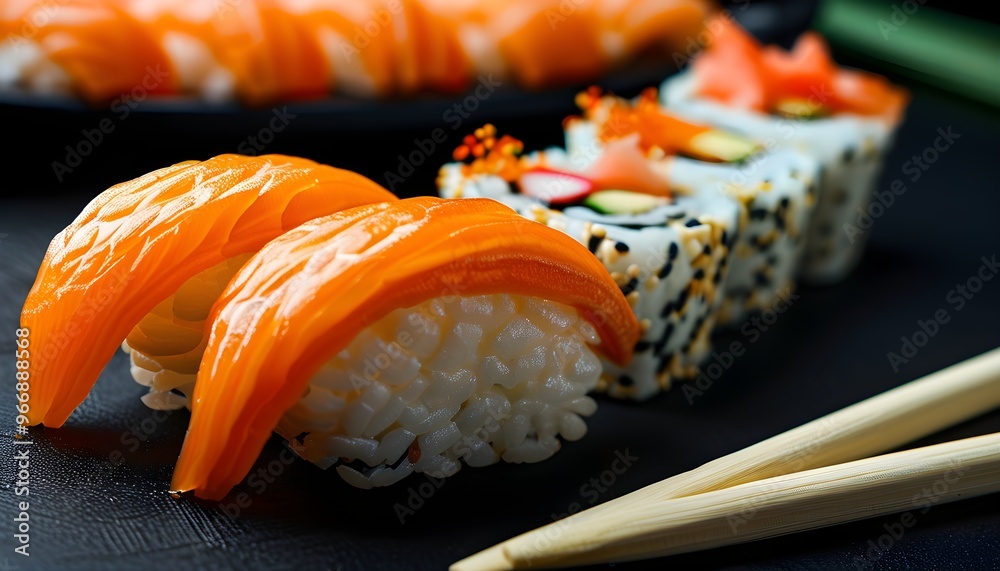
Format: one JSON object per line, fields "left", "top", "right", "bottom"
{"left": 2, "top": 17, "right": 1000, "bottom": 571}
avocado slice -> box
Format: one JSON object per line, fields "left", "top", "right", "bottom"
{"left": 687, "top": 130, "right": 760, "bottom": 163}
{"left": 774, "top": 98, "right": 829, "bottom": 119}
{"left": 584, "top": 190, "right": 666, "bottom": 215}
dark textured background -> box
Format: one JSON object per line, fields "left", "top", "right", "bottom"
{"left": 2, "top": 2, "right": 999, "bottom": 570}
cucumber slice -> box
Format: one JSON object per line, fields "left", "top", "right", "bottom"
{"left": 687, "top": 130, "right": 761, "bottom": 162}
{"left": 584, "top": 190, "right": 665, "bottom": 215}
{"left": 774, "top": 98, "right": 830, "bottom": 119}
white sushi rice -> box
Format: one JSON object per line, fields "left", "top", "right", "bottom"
{"left": 126, "top": 261, "right": 603, "bottom": 488}
{"left": 276, "top": 293, "right": 602, "bottom": 488}
{"left": 661, "top": 71, "right": 899, "bottom": 284}
{"left": 123, "top": 253, "right": 252, "bottom": 411}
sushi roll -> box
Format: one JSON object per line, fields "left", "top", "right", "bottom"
{"left": 161, "top": 197, "right": 639, "bottom": 498}
{"left": 20, "top": 154, "right": 396, "bottom": 426}
{"left": 439, "top": 125, "right": 740, "bottom": 400}
{"left": 660, "top": 17, "right": 909, "bottom": 283}
{"left": 566, "top": 88, "right": 820, "bottom": 324}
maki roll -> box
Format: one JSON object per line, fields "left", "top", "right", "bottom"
{"left": 20, "top": 154, "right": 396, "bottom": 425}
{"left": 439, "top": 125, "right": 740, "bottom": 400}
{"left": 660, "top": 17, "right": 909, "bottom": 283}
{"left": 566, "top": 88, "right": 820, "bottom": 324}
{"left": 166, "top": 197, "right": 639, "bottom": 498}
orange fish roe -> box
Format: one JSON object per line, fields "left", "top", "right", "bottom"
{"left": 454, "top": 124, "right": 526, "bottom": 181}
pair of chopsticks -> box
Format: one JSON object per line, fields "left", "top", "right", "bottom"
{"left": 453, "top": 347, "right": 1000, "bottom": 570}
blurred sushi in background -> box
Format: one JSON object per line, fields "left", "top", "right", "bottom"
{"left": 660, "top": 15, "right": 909, "bottom": 283}
{"left": 0, "top": 0, "right": 714, "bottom": 104}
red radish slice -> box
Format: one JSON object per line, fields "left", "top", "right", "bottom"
{"left": 518, "top": 167, "right": 595, "bottom": 204}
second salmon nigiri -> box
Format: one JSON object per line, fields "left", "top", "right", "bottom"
{"left": 171, "top": 197, "right": 640, "bottom": 499}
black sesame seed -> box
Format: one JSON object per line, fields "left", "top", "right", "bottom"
{"left": 634, "top": 341, "right": 651, "bottom": 352}
{"left": 660, "top": 301, "right": 674, "bottom": 318}
{"left": 676, "top": 287, "right": 690, "bottom": 309}
{"left": 658, "top": 262, "right": 673, "bottom": 279}
{"left": 721, "top": 230, "right": 729, "bottom": 245}
{"left": 687, "top": 327, "right": 700, "bottom": 343}
{"left": 775, "top": 215, "right": 786, "bottom": 232}
{"left": 618, "top": 375, "right": 635, "bottom": 387}
{"left": 693, "top": 269, "right": 705, "bottom": 280}
{"left": 754, "top": 271, "right": 771, "bottom": 286}
{"left": 659, "top": 352, "right": 675, "bottom": 370}
{"left": 587, "top": 235, "right": 602, "bottom": 253}
{"left": 620, "top": 278, "right": 639, "bottom": 296}
{"left": 656, "top": 358, "right": 670, "bottom": 374}
{"left": 703, "top": 244, "right": 712, "bottom": 255}
{"left": 779, "top": 197, "right": 790, "bottom": 209}
{"left": 668, "top": 211, "right": 687, "bottom": 220}
{"left": 653, "top": 335, "right": 668, "bottom": 355}
{"left": 713, "top": 271, "right": 723, "bottom": 285}
{"left": 658, "top": 323, "right": 675, "bottom": 348}
{"left": 614, "top": 241, "right": 630, "bottom": 253}
{"left": 843, "top": 148, "right": 856, "bottom": 163}
{"left": 750, "top": 208, "right": 768, "bottom": 220}
{"left": 685, "top": 219, "right": 702, "bottom": 228}
{"left": 669, "top": 242, "right": 679, "bottom": 260}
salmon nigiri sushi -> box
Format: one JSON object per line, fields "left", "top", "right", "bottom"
{"left": 20, "top": 154, "right": 396, "bottom": 426}
{"left": 170, "top": 197, "right": 638, "bottom": 498}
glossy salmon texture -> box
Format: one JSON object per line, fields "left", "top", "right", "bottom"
{"left": 20, "top": 154, "right": 396, "bottom": 427}
{"left": 171, "top": 197, "right": 640, "bottom": 499}
{"left": 3, "top": 0, "right": 177, "bottom": 100}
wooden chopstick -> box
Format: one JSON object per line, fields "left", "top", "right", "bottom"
{"left": 452, "top": 346, "right": 1000, "bottom": 570}
{"left": 456, "top": 432, "right": 1000, "bottom": 570}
